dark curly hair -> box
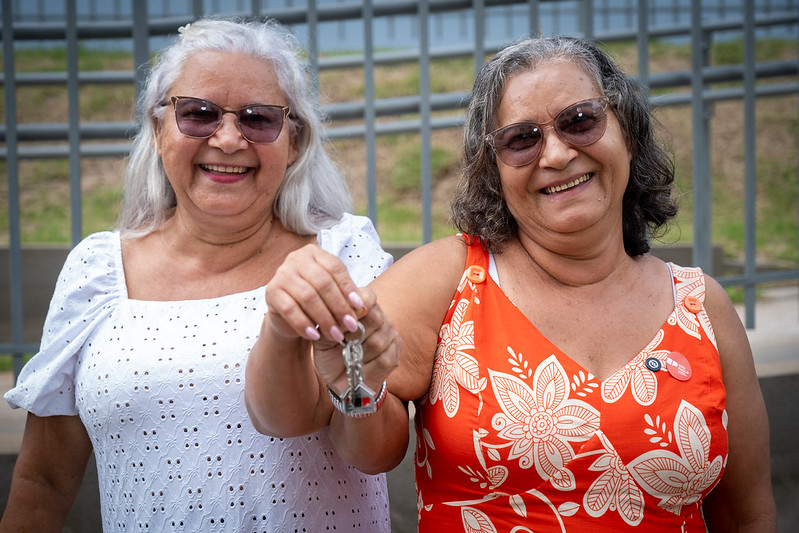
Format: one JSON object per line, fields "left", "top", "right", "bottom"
{"left": 451, "top": 35, "right": 677, "bottom": 256}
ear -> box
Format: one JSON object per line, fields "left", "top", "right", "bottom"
{"left": 153, "top": 116, "right": 164, "bottom": 156}
{"left": 286, "top": 128, "right": 300, "bottom": 167}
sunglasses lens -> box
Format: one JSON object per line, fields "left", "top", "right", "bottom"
{"left": 492, "top": 124, "right": 543, "bottom": 166}
{"left": 174, "top": 98, "right": 221, "bottom": 138}
{"left": 237, "top": 106, "right": 286, "bottom": 143}
{"left": 172, "top": 97, "right": 288, "bottom": 143}
{"left": 555, "top": 99, "right": 607, "bottom": 146}
{"left": 489, "top": 98, "right": 608, "bottom": 167}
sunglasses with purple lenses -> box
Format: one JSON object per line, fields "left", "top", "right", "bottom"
{"left": 170, "top": 96, "right": 291, "bottom": 144}
{"left": 486, "top": 97, "right": 610, "bottom": 167}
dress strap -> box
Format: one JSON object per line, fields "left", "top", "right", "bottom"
{"left": 666, "top": 262, "right": 678, "bottom": 308}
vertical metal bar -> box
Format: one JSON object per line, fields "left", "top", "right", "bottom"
{"left": 743, "top": 0, "right": 757, "bottom": 328}
{"left": 131, "top": 0, "right": 150, "bottom": 99}
{"left": 578, "top": 0, "right": 594, "bottom": 40}
{"left": 473, "top": 0, "right": 485, "bottom": 77}
{"left": 66, "top": 0, "right": 82, "bottom": 246}
{"left": 419, "top": 0, "right": 432, "bottom": 243}
{"left": 3, "top": 0, "right": 25, "bottom": 382}
{"left": 192, "top": 0, "right": 203, "bottom": 19}
{"left": 690, "top": 0, "right": 713, "bottom": 272}
{"left": 528, "top": 0, "right": 540, "bottom": 36}
{"left": 637, "top": 0, "right": 650, "bottom": 89}
{"left": 250, "top": 0, "right": 261, "bottom": 17}
{"left": 363, "top": 0, "right": 378, "bottom": 225}
{"left": 307, "top": 0, "right": 320, "bottom": 101}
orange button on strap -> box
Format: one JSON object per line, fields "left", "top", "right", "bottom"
{"left": 683, "top": 295, "right": 702, "bottom": 314}
{"left": 466, "top": 265, "right": 486, "bottom": 284}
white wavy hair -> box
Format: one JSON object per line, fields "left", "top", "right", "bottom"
{"left": 118, "top": 17, "right": 352, "bottom": 236}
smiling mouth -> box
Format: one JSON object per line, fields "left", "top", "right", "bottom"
{"left": 542, "top": 173, "right": 592, "bottom": 195}
{"left": 200, "top": 163, "right": 250, "bottom": 174}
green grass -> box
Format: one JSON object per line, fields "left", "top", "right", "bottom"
{"left": 0, "top": 355, "right": 33, "bottom": 372}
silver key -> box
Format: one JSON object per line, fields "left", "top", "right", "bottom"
{"left": 341, "top": 322, "right": 377, "bottom": 416}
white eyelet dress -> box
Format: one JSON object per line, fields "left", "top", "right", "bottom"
{"left": 5, "top": 213, "right": 393, "bottom": 533}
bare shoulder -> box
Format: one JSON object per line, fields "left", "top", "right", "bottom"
{"left": 698, "top": 276, "right": 777, "bottom": 529}
{"left": 381, "top": 235, "right": 466, "bottom": 278}
{"left": 702, "top": 275, "right": 747, "bottom": 350}
{"left": 371, "top": 235, "right": 467, "bottom": 400}
{"left": 372, "top": 235, "right": 466, "bottom": 312}
{"left": 701, "top": 273, "right": 760, "bottom": 391}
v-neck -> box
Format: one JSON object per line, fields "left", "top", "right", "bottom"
{"left": 486, "top": 252, "right": 679, "bottom": 382}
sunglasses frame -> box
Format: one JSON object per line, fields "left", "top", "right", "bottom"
{"left": 486, "top": 97, "right": 610, "bottom": 167}
{"left": 169, "top": 96, "right": 291, "bottom": 144}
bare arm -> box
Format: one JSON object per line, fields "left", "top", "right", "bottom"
{"left": 245, "top": 237, "right": 466, "bottom": 473}
{"left": 0, "top": 413, "right": 93, "bottom": 533}
{"left": 701, "top": 277, "right": 777, "bottom": 532}
{"left": 244, "top": 243, "right": 407, "bottom": 473}
{"left": 370, "top": 235, "right": 467, "bottom": 402}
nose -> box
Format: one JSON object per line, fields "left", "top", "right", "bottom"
{"left": 208, "top": 113, "right": 248, "bottom": 153}
{"left": 537, "top": 124, "right": 576, "bottom": 169}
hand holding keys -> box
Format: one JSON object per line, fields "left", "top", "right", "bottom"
{"left": 328, "top": 322, "right": 387, "bottom": 418}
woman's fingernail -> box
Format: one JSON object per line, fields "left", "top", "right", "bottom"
{"left": 348, "top": 291, "right": 364, "bottom": 309}
{"left": 342, "top": 314, "right": 358, "bottom": 332}
{"left": 329, "top": 326, "right": 344, "bottom": 343}
{"left": 305, "top": 326, "right": 321, "bottom": 340}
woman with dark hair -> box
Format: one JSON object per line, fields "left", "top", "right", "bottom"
{"left": 247, "top": 35, "right": 775, "bottom": 531}
{"left": 2, "top": 17, "right": 396, "bottom": 532}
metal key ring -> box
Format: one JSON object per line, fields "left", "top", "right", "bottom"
{"left": 339, "top": 321, "right": 365, "bottom": 347}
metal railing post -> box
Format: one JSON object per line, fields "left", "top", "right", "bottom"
{"left": 690, "top": 0, "right": 714, "bottom": 273}
{"left": 3, "top": 0, "right": 25, "bottom": 383}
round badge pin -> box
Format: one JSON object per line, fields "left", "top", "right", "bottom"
{"left": 666, "top": 351, "right": 692, "bottom": 381}
{"left": 645, "top": 357, "right": 662, "bottom": 372}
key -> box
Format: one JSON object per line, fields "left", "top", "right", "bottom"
{"left": 341, "top": 322, "right": 377, "bottom": 416}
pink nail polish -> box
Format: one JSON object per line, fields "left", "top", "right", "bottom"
{"left": 342, "top": 314, "right": 358, "bottom": 332}
{"left": 329, "top": 326, "right": 344, "bottom": 343}
{"left": 348, "top": 291, "right": 364, "bottom": 309}
{"left": 305, "top": 326, "right": 321, "bottom": 340}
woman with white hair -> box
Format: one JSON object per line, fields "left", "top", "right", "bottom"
{"left": 1, "top": 17, "right": 399, "bottom": 532}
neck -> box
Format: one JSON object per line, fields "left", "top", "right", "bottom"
{"left": 515, "top": 230, "right": 632, "bottom": 288}
{"left": 161, "top": 210, "right": 280, "bottom": 273}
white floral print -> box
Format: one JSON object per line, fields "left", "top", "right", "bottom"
{"left": 430, "top": 298, "right": 485, "bottom": 417}
{"left": 488, "top": 355, "right": 601, "bottom": 490}
{"left": 583, "top": 432, "right": 645, "bottom": 525}
{"left": 628, "top": 400, "right": 724, "bottom": 515}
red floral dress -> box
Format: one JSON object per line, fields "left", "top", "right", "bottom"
{"left": 414, "top": 237, "right": 728, "bottom": 532}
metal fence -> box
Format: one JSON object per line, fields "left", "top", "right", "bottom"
{"left": 2, "top": 0, "right": 799, "bottom": 380}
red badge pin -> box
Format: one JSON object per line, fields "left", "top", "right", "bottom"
{"left": 666, "top": 351, "right": 692, "bottom": 381}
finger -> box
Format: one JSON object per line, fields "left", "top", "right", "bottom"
{"left": 297, "top": 248, "right": 365, "bottom": 335}
{"left": 311, "top": 340, "right": 349, "bottom": 391}
{"left": 359, "top": 305, "right": 402, "bottom": 381}
{"left": 266, "top": 245, "right": 362, "bottom": 342}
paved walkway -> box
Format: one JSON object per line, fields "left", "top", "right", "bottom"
{"left": 734, "top": 284, "right": 799, "bottom": 377}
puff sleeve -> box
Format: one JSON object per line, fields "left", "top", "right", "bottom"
{"left": 4, "top": 231, "right": 125, "bottom": 416}
{"left": 317, "top": 213, "right": 393, "bottom": 285}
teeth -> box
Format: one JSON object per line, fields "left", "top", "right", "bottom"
{"left": 202, "top": 164, "right": 248, "bottom": 174}
{"left": 544, "top": 173, "right": 591, "bottom": 194}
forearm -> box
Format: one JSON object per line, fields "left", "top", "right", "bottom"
{"left": 705, "top": 508, "right": 777, "bottom": 533}
{"left": 0, "top": 476, "right": 78, "bottom": 533}
{"left": 0, "top": 414, "right": 91, "bottom": 533}
{"left": 327, "top": 391, "right": 410, "bottom": 474}
{"left": 245, "top": 320, "right": 332, "bottom": 437}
